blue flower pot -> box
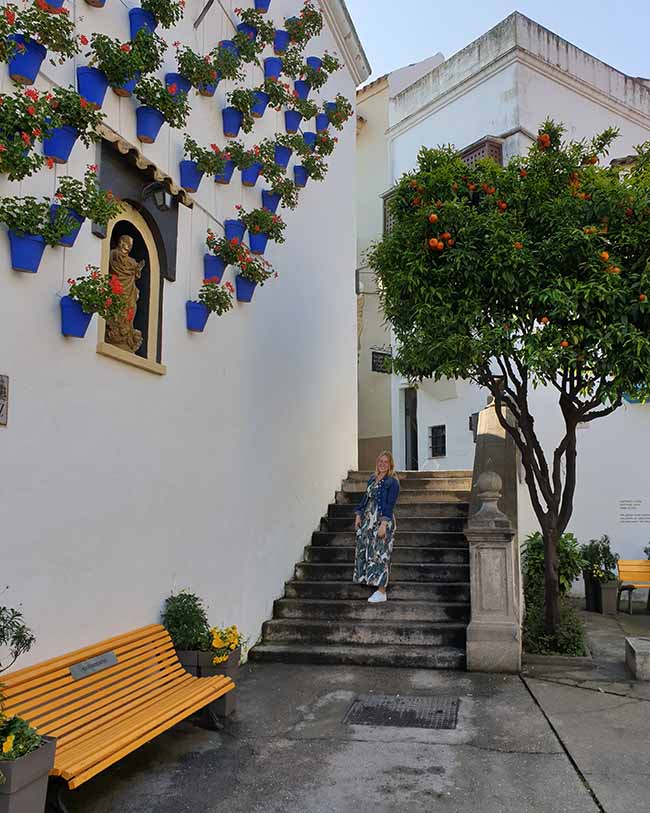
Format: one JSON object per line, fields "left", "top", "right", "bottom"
{"left": 179, "top": 160, "right": 204, "bottom": 193}
{"left": 129, "top": 8, "right": 157, "bottom": 39}
{"left": 60, "top": 296, "right": 92, "bottom": 338}
{"left": 136, "top": 106, "right": 165, "bottom": 144}
{"left": 274, "top": 144, "right": 292, "bottom": 169}
{"left": 294, "top": 165, "right": 308, "bottom": 188}
{"left": 252, "top": 90, "right": 270, "bottom": 118}
{"left": 77, "top": 66, "right": 109, "bottom": 109}
{"left": 235, "top": 275, "right": 257, "bottom": 303}
{"left": 273, "top": 29, "right": 290, "bottom": 54}
{"left": 165, "top": 72, "right": 191, "bottom": 97}
{"left": 112, "top": 70, "right": 140, "bottom": 98}
{"left": 325, "top": 101, "right": 337, "bottom": 115}
{"left": 186, "top": 300, "right": 209, "bottom": 332}
{"left": 219, "top": 39, "right": 239, "bottom": 58}
{"left": 46, "top": 0, "right": 65, "bottom": 9}
{"left": 315, "top": 112, "right": 329, "bottom": 133}
{"left": 222, "top": 106, "right": 243, "bottom": 138}
{"left": 84, "top": 0, "right": 107, "bottom": 6}
{"left": 42, "top": 125, "right": 78, "bottom": 164}
{"left": 8, "top": 35, "right": 46, "bottom": 85}
{"left": 204, "top": 254, "right": 226, "bottom": 283}
{"left": 284, "top": 110, "right": 302, "bottom": 134}
{"left": 306, "top": 56, "right": 322, "bottom": 71}
{"left": 264, "top": 57, "right": 283, "bottom": 79}
{"left": 249, "top": 231, "right": 269, "bottom": 255}
{"left": 224, "top": 219, "right": 246, "bottom": 244}
{"left": 294, "top": 80, "right": 311, "bottom": 100}
{"left": 237, "top": 22, "right": 257, "bottom": 41}
{"left": 241, "top": 161, "right": 263, "bottom": 187}
{"left": 8, "top": 231, "right": 46, "bottom": 273}
{"left": 303, "top": 131, "right": 317, "bottom": 152}
{"left": 262, "top": 189, "right": 281, "bottom": 213}
{"left": 199, "top": 80, "right": 217, "bottom": 97}
{"left": 50, "top": 205, "right": 85, "bottom": 248}
{"left": 254, "top": 0, "right": 271, "bottom": 11}
{"left": 214, "top": 159, "right": 235, "bottom": 185}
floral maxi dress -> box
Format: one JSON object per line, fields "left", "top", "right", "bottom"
{"left": 353, "top": 478, "right": 395, "bottom": 588}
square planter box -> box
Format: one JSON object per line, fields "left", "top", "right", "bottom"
{"left": 0, "top": 736, "right": 56, "bottom": 813}
{"left": 176, "top": 650, "right": 199, "bottom": 676}
{"left": 599, "top": 580, "right": 619, "bottom": 615}
{"left": 201, "top": 647, "right": 240, "bottom": 718}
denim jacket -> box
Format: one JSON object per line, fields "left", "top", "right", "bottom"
{"left": 353, "top": 474, "right": 400, "bottom": 522}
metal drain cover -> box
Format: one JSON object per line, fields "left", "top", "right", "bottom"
{"left": 343, "top": 694, "right": 460, "bottom": 730}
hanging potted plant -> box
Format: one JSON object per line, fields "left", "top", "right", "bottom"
{"left": 272, "top": 132, "right": 304, "bottom": 171}
{"left": 233, "top": 7, "right": 275, "bottom": 61}
{"left": 314, "top": 130, "right": 338, "bottom": 157}
{"left": 7, "top": 1, "right": 79, "bottom": 85}
{"left": 42, "top": 85, "right": 105, "bottom": 164}
{"left": 52, "top": 164, "right": 123, "bottom": 247}
{"left": 0, "top": 594, "right": 57, "bottom": 813}
{"left": 61, "top": 266, "right": 128, "bottom": 338}
{"left": 136, "top": 0, "right": 184, "bottom": 32}
{"left": 214, "top": 38, "right": 243, "bottom": 81}
{"left": 324, "top": 93, "right": 353, "bottom": 130}
{"left": 301, "top": 51, "right": 341, "bottom": 92}
{"left": 273, "top": 28, "right": 290, "bottom": 55}
{"left": 237, "top": 144, "right": 266, "bottom": 188}
{"left": 295, "top": 150, "right": 328, "bottom": 188}
{"left": 174, "top": 43, "right": 220, "bottom": 96}
{"left": 0, "top": 196, "right": 75, "bottom": 273}
{"left": 223, "top": 88, "right": 256, "bottom": 137}
{"left": 235, "top": 203, "right": 285, "bottom": 256}
{"left": 263, "top": 56, "right": 282, "bottom": 80}
{"left": 264, "top": 176, "right": 300, "bottom": 212}
{"left": 186, "top": 278, "right": 235, "bottom": 332}
{"left": 235, "top": 249, "right": 273, "bottom": 302}
{"left": 134, "top": 75, "right": 189, "bottom": 143}
{"left": 284, "top": 95, "right": 317, "bottom": 135}
{"left": 76, "top": 33, "right": 111, "bottom": 109}
{"left": 257, "top": 75, "right": 291, "bottom": 113}
{"left": 213, "top": 141, "right": 237, "bottom": 185}
{"left": 254, "top": 0, "right": 271, "bottom": 12}
{"left": 180, "top": 135, "right": 228, "bottom": 192}
{"left": 0, "top": 87, "right": 54, "bottom": 181}
{"left": 204, "top": 228, "right": 248, "bottom": 281}
{"left": 284, "top": 0, "right": 323, "bottom": 46}
{"left": 86, "top": 30, "right": 165, "bottom": 98}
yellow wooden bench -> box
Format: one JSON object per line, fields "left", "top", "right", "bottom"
{"left": 1, "top": 624, "right": 235, "bottom": 792}
{"left": 617, "top": 560, "right": 650, "bottom": 614}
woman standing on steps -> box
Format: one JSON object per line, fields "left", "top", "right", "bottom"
{"left": 353, "top": 451, "right": 400, "bottom": 603}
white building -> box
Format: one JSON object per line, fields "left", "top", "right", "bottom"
{"left": 362, "top": 12, "right": 650, "bottom": 560}
{"left": 1, "top": 0, "right": 370, "bottom": 664}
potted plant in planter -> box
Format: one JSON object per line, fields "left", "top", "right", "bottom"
{"left": 324, "top": 93, "right": 353, "bottom": 130}
{"left": 284, "top": 94, "right": 318, "bottom": 135}
{"left": 138, "top": 0, "right": 185, "bottom": 30}
{"left": 234, "top": 249, "right": 273, "bottom": 302}
{"left": 294, "top": 150, "right": 327, "bottom": 188}
{"left": 43, "top": 85, "right": 105, "bottom": 165}
{"left": 0, "top": 593, "right": 56, "bottom": 813}
{"left": 180, "top": 136, "right": 228, "bottom": 193}
{"left": 52, "top": 164, "right": 123, "bottom": 247}
{"left": 134, "top": 75, "right": 189, "bottom": 143}
{"left": 204, "top": 228, "right": 244, "bottom": 281}
{"left": 263, "top": 176, "right": 300, "bottom": 211}
{"left": 61, "top": 266, "right": 128, "bottom": 338}
{"left": 161, "top": 591, "right": 212, "bottom": 675}
{"left": 7, "top": 1, "right": 79, "bottom": 85}
{"left": 0, "top": 196, "right": 75, "bottom": 273}
{"left": 174, "top": 43, "right": 220, "bottom": 96}
{"left": 235, "top": 203, "right": 285, "bottom": 255}
{"left": 0, "top": 87, "right": 56, "bottom": 181}
{"left": 224, "top": 88, "right": 257, "bottom": 137}
{"left": 203, "top": 624, "right": 248, "bottom": 717}
{"left": 86, "top": 30, "right": 165, "bottom": 98}
{"left": 284, "top": 1, "right": 323, "bottom": 46}
{"left": 233, "top": 7, "right": 275, "bottom": 61}
{"left": 581, "top": 536, "right": 620, "bottom": 614}
{"left": 186, "top": 278, "right": 235, "bottom": 332}
{"left": 314, "top": 130, "right": 338, "bottom": 158}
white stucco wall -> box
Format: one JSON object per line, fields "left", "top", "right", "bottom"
{"left": 1, "top": 0, "right": 363, "bottom": 665}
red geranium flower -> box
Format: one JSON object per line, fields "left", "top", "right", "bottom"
{"left": 225, "top": 282, "right": 234, "bottom": 293}
{"left": 26, "top": 105, "right": 35, "bottom": 116}
{"left": 120, "top": 43, "right": 131, "bottom": 52}
{"left": 79, "top": 34, "right": 89, "bottom": 45}
{"left": 230, "top": 237, "right": 239, "bottom": 245}
{"left": 4, "top": 8, "right": 15, "bottom": 24}
{"left": 0, "top": 144, "right": 6, "bottom": 153}
{"left": 105, "top": 297, "right": 113, "bottom": 308}
{"left": 87, "top": 164, "right": 97, "bottom": 172}
{"left": 46, "top": 157, "right": 54, "bottom": 168}
{"left": 25, "top": 88, "right": 39, "bottom": 101}
{"left": 32, "top": 127, "right": 41, "bottom": 137}
{"left": 20, "top": 132, "right": 30, "bottom": 145}
{"left": 80, "top": 98, "right": 89, "bottom": 108}
{"left": 167, "top": 83, "right": 177, "bottom": 95}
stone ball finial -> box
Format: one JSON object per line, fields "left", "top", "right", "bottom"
{"left": 477, "top": 471, "right": 502, "bottom": 496}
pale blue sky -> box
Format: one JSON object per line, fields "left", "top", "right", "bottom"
{"left": 346, "top": 0, "right": 650, "bottom": 84}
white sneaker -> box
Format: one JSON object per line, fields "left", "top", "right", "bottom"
{"left": 368, "top": 590, "right": 387, "bottom": 603}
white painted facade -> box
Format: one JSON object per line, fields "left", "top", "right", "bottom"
{"left": 385, "top": 13, "right": 650, "bottom": 561}
{"left": 1, "top": 0, "right": 369, "bottom": 664}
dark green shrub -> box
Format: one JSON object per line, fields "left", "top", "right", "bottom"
{"left": 161, "top": 591, "right": 211, "bottom": 651}
{"left": 522, "top": 531, "right": 585, "bottom": 596}
{"left": 581, "top": 535, "right": 619, "bottom": 581}
{"left": 523, "top": 586, "right": 587, "bottom": 656}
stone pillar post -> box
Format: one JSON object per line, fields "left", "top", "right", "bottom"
{"left": 466, "top": 471, "right": 521, "bottom": 673}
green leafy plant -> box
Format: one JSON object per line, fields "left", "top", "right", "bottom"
{"left": 215, "top": 40, "right": 244, "bottom": 81}
{"left": 236, "top": 250, "right": 273, "bottom": 285}
{"left": 522, "top": 532, "right": 585, "bottom": 596}
{"left": 226, "top": 88, "right": 256, "bottom": 134}
{"left": 0, "top": 599, "right": 35, "bottom": 674}
{"left": 66, "top": 266, "right": 129, "bottom": 320}
{"left": 0, "top": 5, "right": 20, "bottom": 63}
{"left": 48, "top": 86, "right": 106, "bottom": 147}
{"left": 174, "top": 43, "right": 218, "bottom": 90}
{"left": 207, "top": 227, "right": 274, "bottom": 284}
{"left": 523, "top": 587, "right": 587, "bottom": 656}
{"left": 325, "top": 93, "right": 353, "bottom": 130}
{"left": 235, "top": 203, "right": 286, "bottom": 243}
{"left": 183, "top": 135, "right": 228, "bottom": 175}
{"left": 86, "top": 30, "right": 165, "bottom": 86}
{"left": 286, "top": 93, "right": 318, "bottom": 121}
{"left": 301, "top": 51, "right": 341, "bottom": 91}
{"left": 198, "top": 278, "right": 234, "bottom": 315}
{"left": 314, "top": 131, "right": 338, "bottom": 157}
{"left": 140, "top": 0, "right": 185, "bottom": 29}
{"left": 285, "top": 1, "right": 323, "bottom": 46}
{"left": 55, "top": 165, "right": 123, "bottom": 224}
{"left": 276, "top": 132, "right": 310, "bottom": 158}
{"left": 0, "top": 87, "right": 55, "bottom": 180}
{"left": 0, "top": 196, "right": 75, "bottom": 244}
{"left": 17, "top": 0, "right": 79, "bottom": 63}
{"left": 368, "top": 120, "right": 650, "bottom": 638}
{"left": 161, "top": 591, "right": 211, "bottom": 651}
{"left": 257, "top": 76, "right": 291, "bottom": 111}
{"left": 268, "top": 175, "right": 300, "bottom": 209}
{"left": 300, "top": 150, "right": 328, "bottom": 181}
{"left": 580, "top": 536, "right": 619, "bottom": 582}
{"left": 134, "top": 76, "right": 189, "bottom": 129}
{"left": 222, "top": 139, "right": 247, "bottom": 169}
{"left": 233, "top": 7, "right": 275, "bottom": 58}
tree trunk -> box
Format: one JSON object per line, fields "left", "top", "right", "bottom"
{"left": 543, "top": 526, "right": 561, "bottom": 636}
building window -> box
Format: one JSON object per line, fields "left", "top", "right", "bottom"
{"left": 428, "top": 425, "right": 446, "bottom": 457}
{"left": 460, "top": 137, "right": 503, "bottom": 168}
{"left": 371, "top": 351, "right": 391, "bottom": 373}
{"left": 383, "top": 192, "right": 397, "bottom": 235}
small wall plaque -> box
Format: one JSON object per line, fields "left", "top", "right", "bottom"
{"left": 0, "top": 375, "right": 8, "bottom": 426}
{"left": 70, "top": 651, "right": 118, "bottom": 680}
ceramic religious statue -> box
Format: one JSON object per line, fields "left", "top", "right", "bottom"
{"left": 105, "top": 234, "right": 145, "bottom": 353}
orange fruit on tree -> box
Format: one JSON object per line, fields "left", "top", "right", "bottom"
{"left": 599, "top": 251, "right": 609, "bottom": 262}
{"left": 440, "top": 232, "right": 451, "bottom": 240}
{"left": 447, "top": 239, "right": 455, "bottom": 247}
{"left": 428, "top": 238, "right": 438, "bottom": 249}
{"left": 640, "top": 294, "right": 647, "bottom": 302}
{"left": 435, "top": 241, "right": 444, "bottom": 251}
{"left": 428, "top": 213, "right": 438, "bottom": 224}
{"left": 468, "top": 183, "right": 476, "bottom": 191}
{"left": 514, "top": 241, "right": 523, "bottom": 249}
{"left": 520, "top": 169, "right": 527, "bottom": 178}
{"left": 560, "top": 340, "right": 569, "bottom": 348}
{"left": 540, "top": 316, "right": 550, "bottom": 324}
{"left": 409, "top": 180, "right": 418, "bottom": 189}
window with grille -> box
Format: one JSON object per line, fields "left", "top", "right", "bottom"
{"left": 383, "top": 192, "right": 397, "bottom": 235}
{"left": 460, "top": 138, "right": 503, "bottom": 168}
{"left": 428, "top": 425, "right": 446, "bottom": 458}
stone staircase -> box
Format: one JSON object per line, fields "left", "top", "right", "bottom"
{"left": 250, "top": 470, "right": 472, "bottom": 669}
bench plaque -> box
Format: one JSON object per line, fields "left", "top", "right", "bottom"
{"left": 70, "top": 651, "right": 118, "bottom": 680}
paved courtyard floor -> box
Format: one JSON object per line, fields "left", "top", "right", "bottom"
{"left": 64, "top": 606, "right": 650, "bottom": 813}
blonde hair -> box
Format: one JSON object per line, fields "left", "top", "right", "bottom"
{"left": 375, "top": 450, "right": 396, "bottom": 479}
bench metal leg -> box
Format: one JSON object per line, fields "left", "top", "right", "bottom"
{"left": 46, "top": 779, "right": 71, "bottom": 813}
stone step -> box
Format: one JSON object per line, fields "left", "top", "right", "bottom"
{"left": 261, "top": 618, "right": 467, "bottom": 647}
{"left": 347, "top": 470, "right": 471, "bottom": 481}
{"left": 304, "top": 546, "right": 469, "bottom": 565}
{"left": 341, "top": 479, "right": 472, "bottom": 493}
{"left": 284, "top": 580, "right": 471, "bottom": 602}
{"left": 249, "top": 641, "right": 466, "bottom": 670}
{"left": 273, "top": 598, "right": 471, "bottom": 623}
{"left": 323, "top": 516, "right": 466, "bottom": 533}
{"left": 338, "top": 488, "right": 471, "bottom": 503}
{"left": 294, "top": 562, "right": 470, "bottom": 583}
{"left": 330, "top": 500, "right": 469, "bottom": 516}
{"left": 311, "top": 530, "right": 468, "bottom": 548}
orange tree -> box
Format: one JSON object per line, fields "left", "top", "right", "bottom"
{"left": 368, "top": 121, "right": 650, "bottom": 637}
